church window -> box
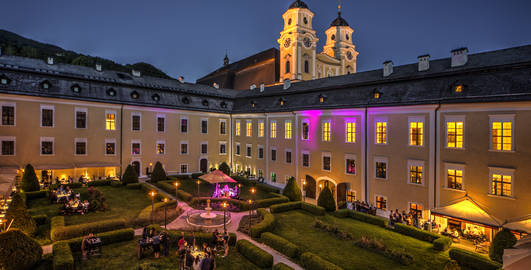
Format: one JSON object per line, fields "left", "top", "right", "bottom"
{"left": 346, "top": 34, "right": 350, "bottom": 40}
{"left": 303, "top": 17, "right": 308, "bottom": 24}
{"left": 288, "top": 18, "right": 292, "bottom": 25}
{"left": 331, "top": 34, "right": 335, "bottom": 41}
{"left": 285, "top": 61, "right": 290, "bottom": 74}
{"left": 304, "top": 60, "right": 309, "bottom": 73}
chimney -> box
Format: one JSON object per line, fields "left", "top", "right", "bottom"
{"left": 95, "top": 64, "right": 102, "bottom": 72}
{"left": 383, "top": 60, "right": 393, "bottom": 77}
{"left": 178, "top": 76, "right": 184, "bottom": 83}
{"left": 250, "top": 84, "right": 256, "bottom": 90}
{"left": 418, "top": 54, "right": 430, "bottom": 72}
{"left": 212, "top": 82, "right": 219, "bottom": 89}
{"left": 451, "top": 47, "right": 468, "bottom": 67}
{"left": 47, "top": 57, "right": 54, "bottom": 65}
{"left": 283, "top": 79, "right": 291, "bottom": 90}
{"left": 260, "top": 83, "right": 265, "bottom": 92}
{"left": 132, "top": 70, "right": 141, "bottom": 77}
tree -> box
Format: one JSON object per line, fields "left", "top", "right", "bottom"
{"left": 5, "top": 193, "right": 37, "bottom": 236}
{"left": 150, "top": 161, "right": 167, "bottom": 183}
{"left": 0, "top": 229, "right": 42, "bottom": 270}
{"left": 317, "top": 186, "right": 336, "bottom": 212}
{"left": 121, "top": 165, "right": 139, "bottom": 185}
{"left": 489, "top": 228, "right": 517, "bottom": 263}
{"left": 282, "top": 177, "right": 302, "bottom": 201}
{"left": 218, "top": 162, "right": 231, "bottom": 176}
{"left": 20, "top": 164, "right": 39, "bottom": 192}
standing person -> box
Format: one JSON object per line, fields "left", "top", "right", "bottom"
{"left": 199, "top": 254, "right": 211, "bottom": 270}
{"left": 152, "top": 233, "right": 161, "bottom": 259}
{"left": 160, "top": 231, "right": 170, "bottom": 257}
{"left": 187, "top": 232, "right": 196, "bottom": 248}
{"left": 192, "top": 256, "right": 201, "bottom": 270}
{"left": 178, "top": 232, "right": 186, "bottom": 250}
{"left": 209, "top": 252, "right": 216, "bottom": 270}
{"left": 185, "top": 249, "right": 194, "bottom": 269}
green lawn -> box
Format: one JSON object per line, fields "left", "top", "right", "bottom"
{"left": 28, "top": 186, "right": 153, "bottom": 226}
{"left": 273, "top": 210, "right": 450, "bottom": 270}
{"left": 75, "top": 238, "right": 259, "bottom": 270}
{"left": 164, "top": 178, "right": 273, "bottom": 200}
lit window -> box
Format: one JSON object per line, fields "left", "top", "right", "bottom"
{"left": 346, "top": 122, "right": 356, "bottom": 143}
{"left": 258, "top": 121, "right": 264, "bottom": 137}
{"left": 346, "top": 158, "right": 356, "bottom": 174}
{"left": 376, "top": 196, "right": 387, "bottom": 210}
{"left": 106, "top": 112, "right": 116, "bottom": 130}
{"left": 322, "top": 121, "right": 331, "bottom": 142}
{"left": 447, "top": 121, "right": 464, "bottom": 148}
{"left": 285, "top": 121, "right": 292, "bottom": 139}
{"left": 447, "top": 169, "right": 463, "bottom": 190}
{"left": 375, "top": 161, "right": 387, "bottom": 179}
{"left": 270, "top": 121, "right": 277, "bottom": 138}
{"left": 376, "top": 122, "right": 387, "bottom": 144}
{"left": 302, "top": 121, "right": 309, "bottom": 140}
{"left": 491, "top": 174, "right": 512, "bottom": 197}
{"left": 491, "top": 121, "right": 512, "bottom": 151}
{"left": 219, "top": 120, "right": 226, "bottom": 135}
{"left": 246, "top": 121, "right": 252, "bottom": 137}
{"left": 454, "top": 85, "right": 463, "bottom": 93}
{"left": 106, "top": 141, "right": 116, "bottom": 155}
{"left": 131, "top": 142, "right": 141, "bottom": 155}
{"left": 157, "top": 142, "right": 165, "bottom": 154}
{"left": 1, "top": 105, "right": 15, "bottom": 126}
{"left": 235, "top": 120, "right": 241, "bottom": 136}
{"left": 180, "top": 164, "right": 188, "bottom": 173}
{"left": 409, "top": 203, "right": 422, "bottom": 218}
{"left": 409, "top": 165, "right": 423, "bottom": 185}
{"left": 409, "top": 121, "right": 423, "bottom": 146}
{"left": 346, "top": 190, "right": 356, "bottom": 202}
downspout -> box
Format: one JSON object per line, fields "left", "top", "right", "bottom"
{"left": 265, "top": 113, "right": 269, "bottom": 183}
{"left": 433, "top": 103, "right": 441, "bottom": 209}
{"left": 294, "top": 112, "right": 299, "bottom": 183}
{"left": 229, "top": 114, "right": 233, "bottom": 170}
{"left": 364, "top": 106, "right": 368, "bottom": 203}
{"left": 119, "top": 104, "right": 124, "bottom": 177}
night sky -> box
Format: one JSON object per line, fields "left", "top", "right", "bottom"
{"left": 2, "top": 0, "right": 531, "bottom": 82}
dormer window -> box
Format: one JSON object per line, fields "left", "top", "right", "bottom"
{"left": 220, "top": 101, "right": 227, "bottom": 108}
{"left": 131, "top": 91, "right": 139, "bottom": 99}
{"left": 202, "top": 100, "right": 209, "bottom": 106}
{"left": 373, "top": 89, "right": 382, "bottom": 99}
{"left": 41, "top": 80, "right": 51, "bottom": 89}
{"left": 319, "top": 94, "right": 327, "bottom": 103}
{"left": 71, "top": 84, "right": 81, "bottom": 93}
{"left": 106, "top": 88, "right": 116, "bottom": 97}
{"left": 251, "top": 101, "right": 256, "bottom": 108}
{"left": 182, "top": 97, "right": 190, "bottom": 104}
{"left": 0, "top": 75, "right": 10, "bottom": 85}
{"left": 152, "top": 94, "right": 160, "bottom": 101}
{"left": 454, "top": 84, "right": 464, "bottom": 93}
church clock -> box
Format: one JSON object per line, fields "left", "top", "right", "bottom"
{"left": 303, "top": 37, "right": 311, "bottom": 48}
{"left": 284, "top": 38, "right": 291, "bottom": 48}
{"left": 347, "top": 51, "right": 353, "bottom": 60}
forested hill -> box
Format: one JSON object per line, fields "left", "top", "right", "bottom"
{"left": 0, "top": 29, "right": 172, "bottom": 79}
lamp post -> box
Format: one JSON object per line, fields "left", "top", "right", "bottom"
{"left": 174, "top": 181, "right": 180, "bottom": 209}
{"left": 248, "top": 199, "right": 253, "bottom": 234}
{"left": 222, "top": 201, "right": 227, "bottom": 234}
{"left": 163, "top": 198, "right": 168, "bottom": 229}
{"left": 302, "top": 180, "right": 306, "bottom": 202}
{"left": 150, "top": 191, "right": 156, "bottom": 224}
{"left": 196, "top": 180, "right": 201, "bottom": 197}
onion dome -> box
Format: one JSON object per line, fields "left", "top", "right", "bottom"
{"left": 330, "top": 11, "right": 349, "bottom": 27}
{"left": 289, "top": 0, "right": 309, "bottom": 9}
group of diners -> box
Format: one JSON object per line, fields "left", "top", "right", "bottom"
{"left": 347, "top": 200, "right": 378, "bottom": 215}
{"left": 49, "top": 185, "right": 90, "bottom": 215}
{"left": 138, "top": 227, "right": 171, "bottom": 259}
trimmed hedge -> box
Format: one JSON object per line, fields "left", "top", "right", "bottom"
{"left": 61, "top": 228, "right": 135, "bottom": 251}
{"left": 433, "top": 236, "right": 453, "bottom": 251}
{"left": 270, "top": 201, "right": 302, "bottom": 213}
{"left": 126, "top": 183, "right": 141, "bottom": 189}
{"left": 273, "top": 263, "right": 294, "bottom": 270}
{"left": 147, "top": 224, "right": 237, "bottom": 246}
{"left": 350, "top": 210, "right": 388, "bottom": 228}
{"left": 51, "top": 218, "right": 126, "bottom": 241}
{"left": 139, "top": 183, "right": 168, "bottom": 202}
{"left": 449, "top": 247, "right": 502, "bottom": 270}
{"left": 24, "top": 190, "right": 48, "bottom": 200}
{"left": 254, "top": 195, "right": 289, "bottom": 209}
{"left": 87, "top": 180, "right": 112, "bottom": 187}
{"left": 256, "top": 182, "right": 281, "bottom": 194}
{"left": 250, "top": 208, "right": 275, "bottom": 238}
{"left": 122, "top": 165, "right": 139, "bottom": 185}
{"left": 134, "top": 200, "right": 176, "bottom": 227}
{"left": 0, "top": 229, "right": 42, "bottom": 270}
{"left": 333, "top": 209, "right": 351, "bottom": 218}
{"left": 301, "top": 202, "right": 325, "bottom": 216}
{"left": 282, "top": 177, "right": 302, "bottom": 201}
{"left": 393, "top": 223, "right": 441, "bottom": 242}
{"left": 32, "top": 214, "right": 49, "bottom": 226}
{"left": 236, "top": 239, "right": 274, "bottom": 268}
{"left": 301, "top": 252, "right": 343, "bottom": 270}
{"left": 51, "top": 216, "right": 65, "bottom": 237}
{"left": 110, "top": 181, "right": 122, "bottom": 187}
{"left": 52, "top": 241, "right": 74, "bottom": 270}
{"left": 6, "top": 192, "right": 37, "bottom": 235}
{"left": 490, "top": 228, "right": 517, "bottom": 263}
{"left": 261, "top": 232, "right": 300, "bottom": 258}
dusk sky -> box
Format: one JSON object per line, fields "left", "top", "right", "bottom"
{"left": 2, "top": 0, "right": 531, "bottom": 82}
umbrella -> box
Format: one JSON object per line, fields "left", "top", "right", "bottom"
{"left": 199, "top": 170, "right": 237, "bottom": 184}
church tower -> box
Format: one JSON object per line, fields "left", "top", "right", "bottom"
{"left": 323, "top": 2, "right": 359, "bottom": 74}
{"left": 278, "top": 0, "right": 319, "bottom": 81}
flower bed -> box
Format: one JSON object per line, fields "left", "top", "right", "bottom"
{"left": 356, "top": 236, "right": 414, "bottom": 266}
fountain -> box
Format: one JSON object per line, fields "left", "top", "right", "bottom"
{"left": 186, "top": 199, "right": 231, "bottom": 229}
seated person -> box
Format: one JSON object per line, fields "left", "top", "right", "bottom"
{"left": 81, "top": 233, "right": 97, "bottom": 259}
{"left": 82, "top": 200, "right": 90, "bottom": 213}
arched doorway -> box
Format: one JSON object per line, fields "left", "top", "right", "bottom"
{"left": 336, "top": 183, "right": 349, "bottom": 204}
{"left": 131, "top": 161, "right": 140, "bottom": 176}
{"left": 200, "top": 158, "right": 208, "bottom": 173}
{"left": 305, "top": 175, "right": 316, "bottom": 199}
{"left": 317, "top": 178, "right": 336, "bottom": 200}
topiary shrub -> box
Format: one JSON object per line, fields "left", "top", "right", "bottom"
{"left": 489, "top": 227, "right": 517, "bottom": 263}
{"left": 6, "top": 193, "right": 37, "bottom": 236}
{"left": 282, "top": 177, "right": 302, "bottom": 202}
{"left": 270, "top": 201, "right": 302, "bottom": 213}
{"left": 0, "top": 229, "right": 43, "bottom": 270}
{"left": 317, "top": 186, "right": 336, "bottom": 212}
{"left": 301, "top": 202, "right": 326, "bottom": 216}
{"left": 218, "top": 162, "right": 231, "bottom": 176}
{"left": 20, "top": 164, "right": 40, "bottom": 192}
{"left": 433, "top": 236, "right": 453, "bottom": 251}
{"left": 121, "top": 165, "right": 139, "bottom": 185}
{"left": 150, "top": 161, "right": 167, "bottom": 183}
{"left": 110, "top": 181, "right": 122, "bottom": 188}
{"left": 236, "top": 239, "right": 274, "bottom": 268}
{"left": 87, "top": 187, "right": 108, "bottom": 211}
